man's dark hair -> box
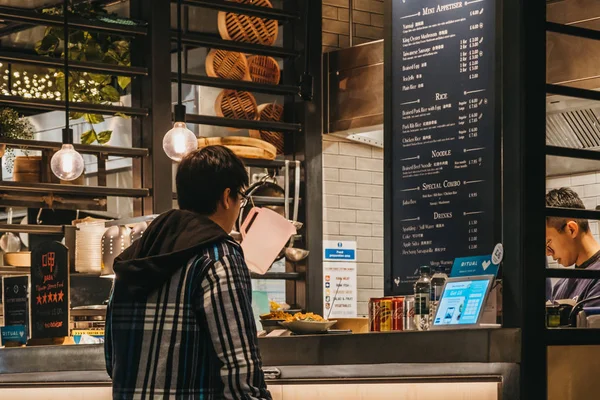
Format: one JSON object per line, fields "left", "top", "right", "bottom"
{"left": 176, "top": 146, "right": 249, "bottom": 215}
{"left": 545, "top": 187, "right": 589, "bottom": 233}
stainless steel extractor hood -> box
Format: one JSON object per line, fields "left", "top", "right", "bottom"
{"left": 323, "top": 40, "right": 383, "bottom": 147}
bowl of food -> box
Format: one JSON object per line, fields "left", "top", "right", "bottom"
{"left": 279, "top": 312, "right": 337, "bottom": 335}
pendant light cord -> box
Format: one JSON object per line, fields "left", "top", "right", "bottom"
{"left": 177, "top": 0, "right": 183, "bottom": 106}
{"left": 63, "top": 0, "right": 71, "bottom": 143}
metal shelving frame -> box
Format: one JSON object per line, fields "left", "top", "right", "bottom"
{"left": 0, "top": 5, "right": 147, "bottom": 36}
{"left": 0, "top": 3, "right": 155, "bottom": 212}
{"left": 169, "top": 0, "right": 322, "bottom": 311}
{"left": 173, "top": 73, "right": 299, "bottom": 96}
{"left": 0, "top": 0, "right": 323, "bottom": 312}
{"left": 542, "top": 21, "right": 600, "bottom": 348}
{"left": 503, "top": 0, "right": 600, "bottom": 398}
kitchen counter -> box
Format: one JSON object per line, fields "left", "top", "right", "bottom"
{"left": 0, "top": 329, "right": 521, "bottom": 399}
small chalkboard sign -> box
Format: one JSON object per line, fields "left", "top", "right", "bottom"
{"left": 2, "top": 275, "right": 29, "bottom": 335}
{"left": 30, "top": 241, "right": 70, "bottom": 339}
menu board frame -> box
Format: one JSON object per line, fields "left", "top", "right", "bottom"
{"left": 384, "top": 0, "right": 502, "bottom": 295}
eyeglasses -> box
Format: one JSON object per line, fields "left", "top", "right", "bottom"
{"left": 239, "top": 190, "right": 249, "bottom": 209}
{"left": 546, "top": 222, "right": 568, "bottom": 254}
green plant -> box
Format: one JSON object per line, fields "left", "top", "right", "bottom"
{"left": 0, "top": 108, "right": 35, "bottom": 173}
{"left": 35, "top": 1, "right": 131, "bottom": 145}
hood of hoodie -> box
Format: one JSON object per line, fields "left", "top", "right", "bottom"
{"left": 113, "top": 209, "right": 229, "bottom": 297}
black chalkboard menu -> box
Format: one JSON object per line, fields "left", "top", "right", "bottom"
{"left": 30, "top": 241, "right": 70, "bottom": 338}
{"left": 2, "top": 275, "right": 29, "bottom": 329}
{"left": 386, "top": 0, "right": 500, "bottom": 295}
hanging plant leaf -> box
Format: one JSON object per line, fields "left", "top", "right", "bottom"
{"left": 50, "top": 27, "right": 65, "bottom": 40}
{"left": 111, "top": 40, "right": 129, "bottom": 56}
{"left": 103, "top": 49, "right": 122, "bottom": 64}
{"left": 100, "top": 85, "right": 120, "bottom": 102}
{"left": 69, "top": 48, "right": 83, "bottom": 61}
{"left": 88, "top": 73, "right": 110, "bottom": 85}
{"left": 96, "top": 130, "right": 112, "bottom": 144}
{"left": 115, "top": 112, "right": 131, "bottom": 119}
{"left": 69, "top": 112, "right": 84, "bottom": 120}
{"left": 117, "top": 76, "right": 131, "bottom": 90}
{"left": 84, "top": 113, "right": 105, "bottom": 124}
{"left": 81, "top": 129, "right": 97, "bottom": 145}
{"left": 84, "top": 40, "right": 103, "bottom": 62}
{"left": 35, "top": 34, "right": 59, "bottom": 55}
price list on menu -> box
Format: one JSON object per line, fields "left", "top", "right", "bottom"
{"left": 389, "top": 0, "right": 499, "bottom": 295}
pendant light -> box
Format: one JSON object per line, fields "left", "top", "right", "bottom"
{"left": 51, "top": 0, "right": 84, "bottom": 181}
{"left": 162, "top": 0, "right": 197, "bottom": 162}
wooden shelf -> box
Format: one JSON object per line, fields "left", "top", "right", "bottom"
{"left": 0, "top": 181, "right": 149, "bottom": 198}
{"left": 0, "top": 223, "right": 64, "bottom": 234}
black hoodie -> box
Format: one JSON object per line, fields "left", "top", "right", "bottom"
{"left": 105, "top": 209, "right": 272, "bottom": 399}
{"left": 113, "top": 209, "right": 229, "bottom": 297}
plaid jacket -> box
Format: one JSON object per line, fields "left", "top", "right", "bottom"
{"left": 105, "top": 224, "right": 271, "bottom": 399}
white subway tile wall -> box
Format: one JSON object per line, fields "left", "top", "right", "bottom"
{"left": 323, "top": 135, "right": 384, "bottom": 317}
{"left": 547, "top": 172, "right": 600, "bottom": 268}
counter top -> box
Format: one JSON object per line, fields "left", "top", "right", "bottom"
{"left": 259, "top": 328, "right": 521, "bottom": 366}
{"left": 0, "top": 329, "right": 520, "bottom": 380}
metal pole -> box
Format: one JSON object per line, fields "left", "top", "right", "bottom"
{"left": 130, "top": 0, "right": 173, "bottom": 214}
{"left": 349, "top": 0, "right": 353, "bottom": 47}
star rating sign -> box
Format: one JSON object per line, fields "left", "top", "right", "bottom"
{"left": 58, "top": 290, "right": 64, "bottom": 302}
{"left": 53, "top": 292, "right": 58, "bottom": 303}
{"left": 36, "top": 295, "right": 42, "bottom": 305}
{"left": 42, "top": 293, "right": 47, "bottom": 304}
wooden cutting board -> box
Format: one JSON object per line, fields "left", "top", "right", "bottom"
{"left": 198, "top": 136, "right": 277, "bottom": 160}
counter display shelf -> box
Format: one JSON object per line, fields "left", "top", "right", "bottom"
{"left": 0, "top": 329, "right": 520, "bottom": 400}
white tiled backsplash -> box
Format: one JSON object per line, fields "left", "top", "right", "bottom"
{"left": 323, "top": 135, "right": 384, "bottom": 317}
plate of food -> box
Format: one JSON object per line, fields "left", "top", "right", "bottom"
{"left": 278, "top": 312, "right": 337, "bottom": 334}
{"left": 259, "top": 310, "right": 291, "bottom": 333}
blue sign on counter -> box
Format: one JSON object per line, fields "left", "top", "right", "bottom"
{"left": 323, "top": 241, "right": 357, "bottom": 261}
{"left": 450, "top": 255, "right": 499, "bottom": 278}
{"left": 1, "top": 325, "right": 27, "bottom": 345}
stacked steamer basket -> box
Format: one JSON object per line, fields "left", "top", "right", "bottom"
{"left": 203, "top": 0, "right": 283, "bottom": 160}
{"left": 250, "top": 102, "right": 284, "bottom": 154}
{"left": 217, "top": 0, "right": 279, "bottom": 46}
{"left": 215, "top": 90, "right": 259, "bottom": 126}
{"left": 205, "top": 49, "right": 251, "bottom": 81}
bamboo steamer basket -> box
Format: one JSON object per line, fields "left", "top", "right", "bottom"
{"left": 13, "top": 156, "right": 41, "bottom": 183}
{"left": 198, "top": 136, "right": 276, "bottom": 160}
{"left": 247, "top": 55, "right": 280, "bottom": 85}
{"left": 4, "top": 252, "right": 31, "bottom": 267}
{"left": 249, "top": 103, "right": 284, "bottom": 154}
{"left": 205, "top": 49, "right": 251, "bottom": 81}
{"left": 218, "top": 0, "right": 278, "bottom": 46}
{"left": 215, "top": 90, "right": 259, "bottom": 123}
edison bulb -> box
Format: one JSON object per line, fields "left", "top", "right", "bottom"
{"left": 162, "top": 122, "right": 197, "bottom": 162}
{"left": 51, "top": 144, "right": 84, "bottom": 181}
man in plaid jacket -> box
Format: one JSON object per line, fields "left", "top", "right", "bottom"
{"left": 105, "top": 146, "right": 271, "bottom": 400}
